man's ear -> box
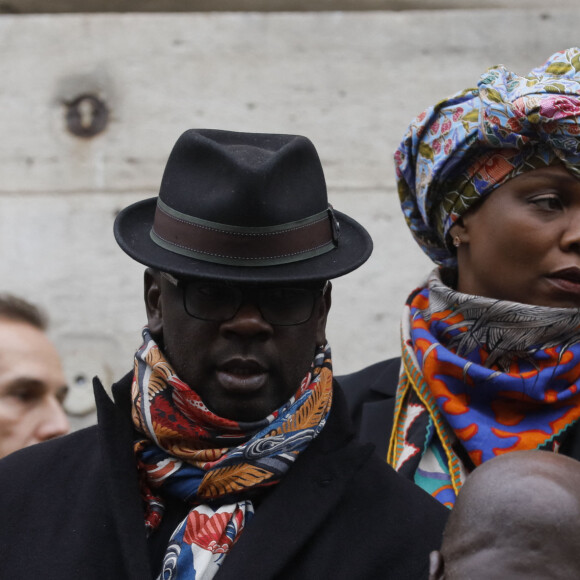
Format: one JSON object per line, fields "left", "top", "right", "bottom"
{"left": 315, "top": 282, "right": 332, "bottom": 346}
{"left": 144, "top": 268, "right": 163, "bottom": 339}
{"left": 428, "top": 550, "right": 445, "bottom": 580}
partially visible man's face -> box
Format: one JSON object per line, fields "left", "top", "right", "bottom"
{"left": 145, "top": 270, "right": 331, "bottom": 422}
{"left": 430, "top": 451, "right": 580, "bottom": 580}
{"left": 0, "top": 320, "right": 69, "bottom": 459}
{"left": 434, "top": 546, "right": 578, "bottom": 580}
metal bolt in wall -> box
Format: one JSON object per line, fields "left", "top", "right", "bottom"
{"left": 65, "top": 94, "right": 109, "bottom": 138}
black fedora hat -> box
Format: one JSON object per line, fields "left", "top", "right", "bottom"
{"left": 114, "top": 129, "right": 372, "bottom": 283}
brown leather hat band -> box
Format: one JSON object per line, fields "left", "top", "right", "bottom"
{"left": 151, "top": 203, "right": 338, "bottom": 266}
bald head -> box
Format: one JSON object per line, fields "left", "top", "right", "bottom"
{"left": 430, "top": 451, "right": 580, "bottom": 580}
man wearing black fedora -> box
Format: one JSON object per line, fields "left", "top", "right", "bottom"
{"left": 0, "top": 129, "right": 447, "bottom": 579}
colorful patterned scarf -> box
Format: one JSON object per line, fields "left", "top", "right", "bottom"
{"left": 389, "top": 270, "right": 580, "bottom": 507}
{"left": 395, "top": 47, "right": 580, "bottom": 267}
{"left": 131, "top": 328, "right": 333, "bottom": 579}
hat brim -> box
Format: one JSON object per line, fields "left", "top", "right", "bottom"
{"left": 114, "top": 198, "right": 372, "bottom": 283}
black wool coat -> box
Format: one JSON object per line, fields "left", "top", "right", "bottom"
{"left": 0, "top": 372, "right": 448, "bottom": 580}
{"left": 339, "top": 356, "right": 580, "bottom": 463}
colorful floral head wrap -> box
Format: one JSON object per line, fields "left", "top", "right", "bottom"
{"left": 396, "top": 47, "right": 580, "bottom": 267}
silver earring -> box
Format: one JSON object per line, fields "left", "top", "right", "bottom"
{"left": 453, "top": 235, "right": 461, "bottom": 248}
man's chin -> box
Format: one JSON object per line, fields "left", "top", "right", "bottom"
{"left": 205, "top": 392, "right": 285, "bottom": 424}
{"left": 214, "top": 402, "right": 274, "bottom": 424}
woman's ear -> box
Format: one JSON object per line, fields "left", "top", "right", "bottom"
{"left": 449, "top": 217, "right": 469, "bottom": 246}
{"left": 144, "top": 268, "right": 163, "bottom": 339}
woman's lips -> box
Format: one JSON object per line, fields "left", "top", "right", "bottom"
{"left": 216, "top": 359, "right": 268, "bottom": 393}
{"left": 546, "top": 268, "right": 580, "bottom": 295}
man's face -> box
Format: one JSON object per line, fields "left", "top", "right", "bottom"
{"left": 145, "top": 270, "right": 331, "bottom": 422}
{"left": 430, "top": 453, "right": 580, "bottom": 580}
{"left": 0, "top": 320, "right": 69, "bottom": 459}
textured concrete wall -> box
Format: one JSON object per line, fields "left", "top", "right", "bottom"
{"left": 0, "top": 10, "right": 578, "bottom": 424}
{"left": 3, "top": 0, "right": 579, "bottom": 12}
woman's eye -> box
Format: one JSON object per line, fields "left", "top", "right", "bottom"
{"left": 530, "top": 195, "right": 564, "bottom": 211}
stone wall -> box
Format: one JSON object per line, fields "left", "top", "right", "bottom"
{"left": 0, "top": 9, "right": 577, "bottom": 423}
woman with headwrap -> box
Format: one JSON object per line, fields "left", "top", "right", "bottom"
{"left": 341, "top": 47, "right": 580, "bottom": 508}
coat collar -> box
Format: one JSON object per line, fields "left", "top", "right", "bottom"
{"left": 93, "top": 374, "right": 372, "bottom": 580}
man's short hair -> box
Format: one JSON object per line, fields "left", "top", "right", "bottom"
{"left": 0, "top": 293, "right": 48, "bottom": 330}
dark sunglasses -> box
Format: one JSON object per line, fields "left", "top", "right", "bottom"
{"left": 161, "top": 272, "right": 328, "bottom": 326}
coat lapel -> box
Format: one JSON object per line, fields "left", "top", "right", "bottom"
{"left": 216, "top": 387, "right": 373, "bottom": 579}
{"left": 94, "top": 375, "right": 154, "bottom": 580}
{"left": 359, "top": 397, "right": 396, "bottom": 460}
{"left": 351, "top": 357, "right": 401, "bottom": 459}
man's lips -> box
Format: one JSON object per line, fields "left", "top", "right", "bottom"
{"left": 216, "top": 358, "right": 268, "bottom": 393}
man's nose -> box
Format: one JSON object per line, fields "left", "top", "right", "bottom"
{"left": 220, "top": 300, "right": 273, "bottom": 338}
{"left": 36, "top": 397, "right": 70, "bottom": 442}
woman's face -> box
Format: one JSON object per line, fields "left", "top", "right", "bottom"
{"left": 453, "top": 165, "right": 580, "bottom": 308}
